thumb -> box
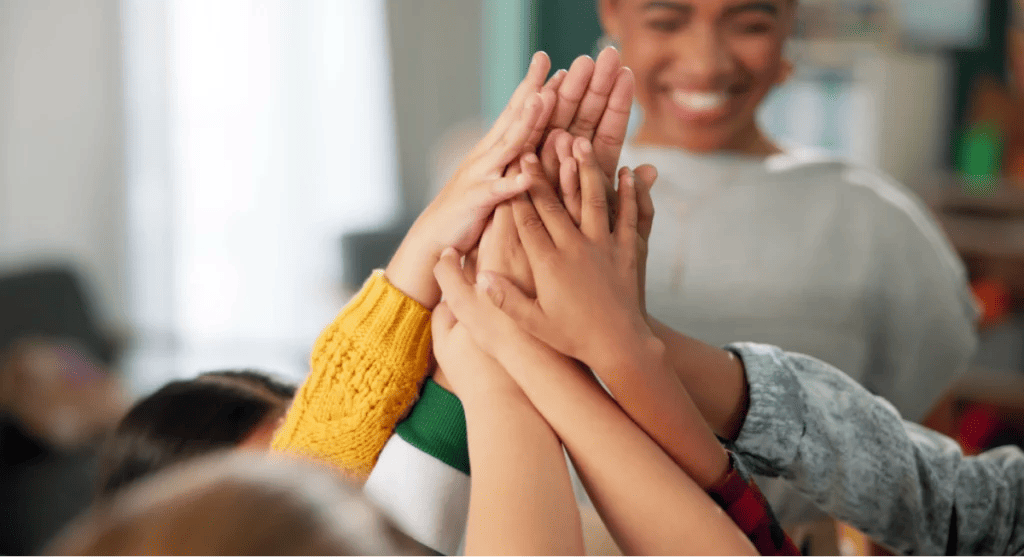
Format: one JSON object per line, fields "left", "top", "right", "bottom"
{"left": 633, "top": 164, "right": 657, "bottom": 241}
{"left": 431, "top": 301, "right": 458, "bottom": 340}
{"left": 476, "top": 271, "right": 543, "bottom": 333}
{"left": 471, "top": 173, "right": 531, "bottom": 217}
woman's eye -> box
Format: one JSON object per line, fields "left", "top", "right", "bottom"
{"left": 647, "top": 18, "right": 683, "bottom": 33}
{"left": 732, "top": 20, "right": 774, "bottom": 34}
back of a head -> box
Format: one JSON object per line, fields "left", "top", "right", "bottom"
{"left": 50, "top": 453, "right": 424, "bottom": 555}
{"left": 96, "top": 370, "right": 295, "bottom": 498}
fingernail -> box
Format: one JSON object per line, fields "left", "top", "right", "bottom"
{"left": 476, "top": 272, "right": 493, "bottom": 292}
{"left": 441, "top": 247, "right": 458, "bottom": 258}
{"left": 580, "top": 138, "right": 592, "bottom": 154}
{"left": 524, "top": 153, "right": 539, "bottom": 165}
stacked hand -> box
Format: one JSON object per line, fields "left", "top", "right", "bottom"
{"left": 421, "top": 49, "right": 761, "bottom": 557}
{"left": 425, "top": 46, "right": 663, "bottom": 397}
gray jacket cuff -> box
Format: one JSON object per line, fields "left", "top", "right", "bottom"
{"left": 724, "top": 342, "right": 806, "bottom": 479}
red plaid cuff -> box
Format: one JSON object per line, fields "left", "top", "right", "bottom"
{"left": 707, "top": 455, "right": 801, "bottom": 555}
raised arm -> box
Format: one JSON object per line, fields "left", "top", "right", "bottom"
{"left": 434, "top": 248, "right": 757, "bottom": 556}
{"left": 725, "top": 342, "right": 1024, "bottom": 556}
{"left": 431, "top": 303, "right": 582, "bottom": 556}
{"left": 271, "top": 52, "right": 557, "bottom": 479}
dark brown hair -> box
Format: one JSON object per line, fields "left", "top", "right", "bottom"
{"left": 96, "top": 369, "right": 295, "bottom": 497}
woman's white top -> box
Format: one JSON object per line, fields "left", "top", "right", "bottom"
{"left": 620, "top": 143, "right": 979, "bottom": 525}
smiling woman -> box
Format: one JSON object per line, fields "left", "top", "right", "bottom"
{"left": 603, "top": 0, "right": 792, "bottom": 154}
{"left": 598, "top": 0, "right": 979, "bottom": 534}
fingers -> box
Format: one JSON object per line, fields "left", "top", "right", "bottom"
{"left": 524, "top": 72, "right": 566, "bottom": 149}
{"left": 539, "top": 128, "right": 569, "bottom": 186}
{"left": 431, "top": 301, "right": 458, "bottom": 339}
{"left": 465, "top": 171, "right": 531, "bottom": 223}
{"left": 485, "top": 93, "right": 545, "bottom": 170}
{"left": 476, "top": 271, "right": 541, "bottom": 333}
{"left": 520, "top": 150, "right": 552, "bottom": 189}
{"left": 566, "top": 47, "right": 621, "bottom": 141}
{"left": 574, "top": 137, "right": 612, "bottom": 240}
{"left": 592, "top": 67, "right": 634, "bottom": 182}
{"left": 560, "top": 156, "right": 582, "bottom": 226}
{"left": 479, "top": 51, "right": 551, "bottom": 152}
{"left": 549, "top": 55, "right": 596, "bottom": 131}
{"left": 510, "top": 192, "right": 557, "bottom": 266}
{"left": 433, "top": 247, "right": 479, "bottom": 320}
{"left": 520, "top": 153, "right": 579, "bottom": 246}
{"left": 633, "top": 164, "right": 658, "bottom": 240}
{"left": 615, "top": 167, "right": 639, "bottom": 250}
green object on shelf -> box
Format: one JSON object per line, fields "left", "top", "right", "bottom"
{"left": 957, "top": 121, "right": 1004, "bottom": 195}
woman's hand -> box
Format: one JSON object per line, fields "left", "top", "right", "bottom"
{"left": 385, "top": 52, "right": 557, "bottom": 309}
{"left": 539, "top": 47, "right": 634, "bottom": 189}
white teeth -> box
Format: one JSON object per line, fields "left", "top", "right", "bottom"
{"left": 671, "top": 90, "right": 728, "bottom": 112}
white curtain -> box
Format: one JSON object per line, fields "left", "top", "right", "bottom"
{"left": 122, "top": 0, "right": 399, "bottom": 393}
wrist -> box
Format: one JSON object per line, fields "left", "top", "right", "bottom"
{"left": 385, "top": 227, "right": 442, "bottom": 309}
{"left": 458, "top": 374, "right": 529, "bottom": 414}
{"left": 591, "top": 326, "right": 666, "bottom": 378}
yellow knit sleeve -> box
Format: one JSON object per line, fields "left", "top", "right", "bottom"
{"left": 270, "top": 270, "right": 433, "bottom": 480}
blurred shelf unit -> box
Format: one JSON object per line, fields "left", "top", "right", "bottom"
{"left": 924, "top": 177, "right": 1024, "bottom": 260}
{"left": 759, "top": 38, "right": 950, "bottom": 185}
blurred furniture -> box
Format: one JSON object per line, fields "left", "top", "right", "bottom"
{"left": 0, "top": 267, "right": 118, "bottom": 365}
{"left": 922, "top": 177, "right": 1024, "bottom": 308}
{"left": 0, "top": 267, "right": 125, "bottom": 553}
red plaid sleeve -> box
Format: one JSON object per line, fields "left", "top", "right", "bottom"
{"left": 707, "top": 456, "right": 801, "bottom": 555}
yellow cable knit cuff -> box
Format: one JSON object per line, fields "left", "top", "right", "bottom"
{"left": 271, "top": 270, "right": 433, "bottom": 479}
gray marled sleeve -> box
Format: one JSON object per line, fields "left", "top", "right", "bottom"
{"left": 724, "top": 342, "right": 1024, "bottom": 555}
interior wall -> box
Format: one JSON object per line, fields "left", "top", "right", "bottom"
{"left": 0, "top": 0, "right": 126, "bottom": 330}
{"left": 386, "top": 0, "right": 484, "bottom": 214}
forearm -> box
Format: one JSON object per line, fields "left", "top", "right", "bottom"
{"left": 649, "top": 317, "right": 749, "bottom": 440}
{"left": 589, "top": 331, "right": 732, "bottom": 489}
{"left": 495, "top": 340, "right": 755, "bottom": 555}
{"left": 385, "top": 219, "right": 442, "bottom": 309}
{"left": 271, "top": 272, "right": 433, "bottom": 480}
{"left": 461, "top": 381, "right": 582, "bottom": 556}
{"left": 726, "top": 342, "right": 1024, "bottom": 555}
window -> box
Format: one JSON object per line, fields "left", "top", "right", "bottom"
{"left": 121, "top": 0, "right": 399, "bottom": 393}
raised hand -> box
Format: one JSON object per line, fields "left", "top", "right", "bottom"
{"left": 480, "top": 137, "right": 654, "bottom": 368}
{"left": 540, "top": 47, "right": 634, "bottom": 187}
{"left": 384, "top": 51, "right": 556, "bottom": 309}
{"left": 533, "top": 132, "right": 657, "bottom": 314}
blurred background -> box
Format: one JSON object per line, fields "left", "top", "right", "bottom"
{"left": 0, "top": 0, "right": 1021, "bottom": 553}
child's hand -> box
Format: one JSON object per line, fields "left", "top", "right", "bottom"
{"left": 431, "top": 301, "right": 519, "bottom": 399}
{"left": 385, "top": 52, "right": 557, "bottom": 309}
{"left": 480, "top": 137, "right": 658, "bottom": 370}
{"left": 543, "top": 133, "right": 657, "bottom": 316}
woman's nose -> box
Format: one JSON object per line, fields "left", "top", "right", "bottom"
{"left": 672, "top": 25, "right": 737, "bottom": 88}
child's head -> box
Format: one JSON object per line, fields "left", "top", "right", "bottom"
{"left": 96, "top": 369, "right": 295, "bottom": 497}
{"left": 598, "top": 0, "right": 796, "bottom": 154}
{"left": 51, "top": 452, "right": 425, "bottom": 555}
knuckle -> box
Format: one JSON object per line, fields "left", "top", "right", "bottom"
{"left": 519, "top": 211, "right": 546, "bottom": 232}
{"left": 538, "top": 198, "right": 565, "bottom": 216}
{"left": 594, "top": 130, "right": 625, "bottom": 150}
{"left": 586, "top": 191, "right": 609, "bottom": 210}
{"left": 569, "top": 114, "right": 600, "bottom": 134}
